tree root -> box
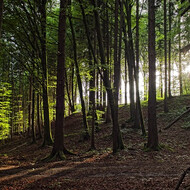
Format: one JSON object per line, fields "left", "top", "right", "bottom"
{"left": 63, "top": 148, "right": 76, "bottom": 155}
{"left": 42, "top": 151, "right": 66, "bottom": 162}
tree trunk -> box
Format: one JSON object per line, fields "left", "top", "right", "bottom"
{"left": 124, "top": 1, "right": 136, "bottom": 121}
{"left": 147, "top": 0, "right": 159, "bottom": 150}
{"left": 89, "top": 47, "right": 96, "bottom": 150}
{"left": 65, "top": 70, "right": 75, "bottom": 113}
{"left": 168, "top": 1, "right": 172, "bottom": 98}
{"left": 41, "top": 0, "right": 53, "bottom": 146}
{"left": 178, "top": 16, "right": 183, "bottom": 95}
{"left": 164, "top": 0, "right": 168, "bottom": 113}
{"left": 47, "top": 0, "right": 68, "bottom": 161}
{"left": 135, "top": 0, "right": 146, "bottom": 135}
{"left": 0, "top": 0, "right": 3, "bottom": 40}
{"left": 37, "top": 92, "right": 42, "bottom": 139}
{"left": 31, "top": 78, "right": 36, "bottom": 144}
{"left": 160, "top": 61, "right": 163, "bottom": 98}
{"left": 28, "top": 76, "right": 32, "bottom": 136}
{"left": 122, "top": 2, "right": 135, "bottom": 120}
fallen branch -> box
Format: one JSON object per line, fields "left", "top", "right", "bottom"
{"left": 175, "top": 167, "right": 190, "bottom": 190}
{"left": 164, "top": 108, "right": 190, "bottom": 130}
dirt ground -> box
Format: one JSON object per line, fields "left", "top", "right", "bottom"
{"left": 0, "top": 96, "right": 190, "bottom": 190}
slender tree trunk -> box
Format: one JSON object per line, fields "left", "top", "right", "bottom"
{"left": 113, "top": 0, "right": 119, "bottom": 113}
{"left": 89, "top": 47, "right": 96, "bottom": 150}
{"left": 168, "top": 1, "right": 172, "bottom": 98}
{"left": 164, "top": 0, "right": 168, "bottom": 113}
{"left": 147, "top": 0, "right": 158, "bottom": 150}
{"left": 160, "top": 61, "right": 163, "bottom": 98}
{"left": 31, "top": 79, "right": 36, "bottom": 144}
{"left": 65, "top": 70, "right": 75, "bottom": 113}
{"left": 123, "top": 1, "right": 135, "bottom": 120}
{"left": 135, "top": 0, "right": 146, "bottom": 135}
{"left": 41, "top": 0, "right": 53, "bottom": 146}
{"left": 118, "top": 1, "right": 122, "bottom": 105}
{"left": 71, "top": 61, "right": 75, "bottom": 111}
{"left": 124, "top": 42, "right": 128, "bottom": 105}
{"left": 37, "top": 92, "right": 42, "bottom": 138}
{"left": 178, "top": 16, "right": 183, "bottom": 95}
{"left": 105, "top": 8, "right": 111, "bottom": 122}
{"left": 28, "top": 76, "right": 32, "bottom": 136}
{"left": 96, "top": 70, "right": 99, "bottom": 109}
{"left": 0, "top": 0, "right": 3, "bottom": 41}
{"left": 69, "top": 15, "right": 89, "bottom": 139}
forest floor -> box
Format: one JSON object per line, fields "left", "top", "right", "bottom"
{"left": 0, "top": 95, "right": 190, "bottom": 190}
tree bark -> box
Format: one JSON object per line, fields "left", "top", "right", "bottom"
{"left": 47, "top": 0, "right": 68, "bottom": 161}
{"left": 147, "top": 0, "right": 159, "bottom": 150}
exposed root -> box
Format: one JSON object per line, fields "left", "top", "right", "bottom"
{"left": 42, "top": 151, "right": 66, "bottom": 162}
{"left": 63, "top": 148, "right": 76, "bottom": 155}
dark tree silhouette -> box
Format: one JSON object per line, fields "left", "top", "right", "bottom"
{"left": 147, "top": 0, "right": 159, "bottom": 149}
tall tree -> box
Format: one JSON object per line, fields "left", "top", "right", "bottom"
{"left": 147, "top": 0, "right": 159, "bottom": 149}
{"left": 135, "top": 0, "right": 146, "bottom": 135}
{"left": 46, "top": 0, "right": 68, "bottom": 160}
{"left": 164, "top": 0, "right": 168, "bottom": 113}
{"left": 168, "top": 1, "right": 172, "bottom": 98}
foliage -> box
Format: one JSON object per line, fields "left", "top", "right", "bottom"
{"left": 0, "top": 82, "right": 11, "bottom": 140}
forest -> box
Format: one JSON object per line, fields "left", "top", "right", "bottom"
{"left": 0, "top": 0, "right": 190, "bottom": 189}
